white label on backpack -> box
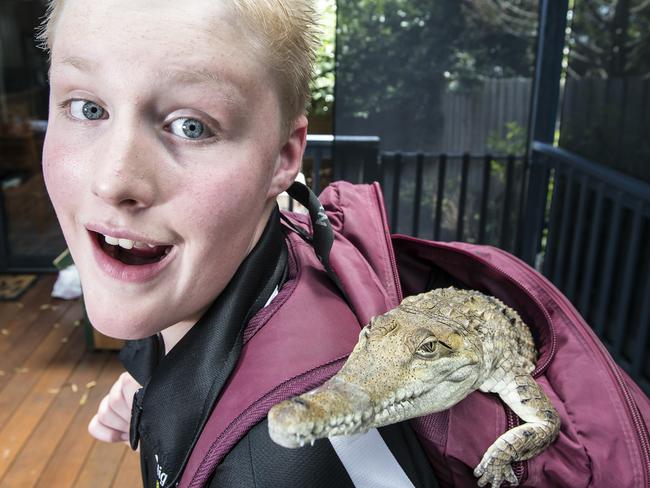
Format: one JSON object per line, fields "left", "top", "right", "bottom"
{"left": 154, "top": 454, "right": 168, "bottom": 487}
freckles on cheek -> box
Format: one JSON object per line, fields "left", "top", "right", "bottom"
{"left": 42, "top": 141, "right": 84, "bottom": 207}
{"left": 178, "top": 186, "right": 259, "bottom": 255}
{"left": 186, "top": 168, "right": 256, "bottom": 216}
{"left": 185, "top": 189, "right": 244, "bottom": 231}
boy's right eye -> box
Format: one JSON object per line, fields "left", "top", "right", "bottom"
{"left": 68, "top": 100, "right": 107, "bottom": 121}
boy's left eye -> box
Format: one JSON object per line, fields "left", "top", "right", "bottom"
{"left": 69, "top": 100, "right": 106, "bottom": 120}
{"left": 168, "top": 117, "right": 213, "bottom": 140}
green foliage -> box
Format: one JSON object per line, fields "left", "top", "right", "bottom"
{"left": 487, "top": 120, "right": 526, "bottom": 180}
{"left": 561, "top": 2, "right": 650, "bottom": 182}
{"left": 487, "top": 121, "right": 527, "bottom": 156}
{"left": 310, "top": 0, "right": 337, "bottom": 117}
{"left": 568, "top": 0, "right": 650, "bottom": 78}
{"left": 333, "top": 0, "right": 538, "bottom": 149}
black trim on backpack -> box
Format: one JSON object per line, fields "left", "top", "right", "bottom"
{"left": 123, "top": 208, "right": 288, "bottom": 488}
{"left": 285, "top": 182, "right": 351, "bottom": 306}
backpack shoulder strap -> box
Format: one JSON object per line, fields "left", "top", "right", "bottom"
{"left": 319, "top": 181, "right": 403, "bottom": 322}
{"left": 178, "top": 232, "right": 362, "bottom": 487}
{"left": 179, "top": 181, "right": 406, "bottom": 487}
{"left": 282, "top": 180, "right": 402, "bottom": 323}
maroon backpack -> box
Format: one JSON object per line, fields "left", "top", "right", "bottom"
{"left": 179, "top": 181, "right": 650, "bottom": 487}
{"left": 395, "top": 237, "right": 650, "bottom": 487}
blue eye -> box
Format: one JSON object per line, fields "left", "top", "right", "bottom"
{"left": 70, "top": 100, "right": 105, "bottom": 120}
{"left": 169, "top": 118, "right": 207, "bottom": 139}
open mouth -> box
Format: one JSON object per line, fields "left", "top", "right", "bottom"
{"left": 92, "top": 231, "right": 173, "bottom": 266}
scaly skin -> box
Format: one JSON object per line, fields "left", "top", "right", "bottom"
{"left": 268, "top": 287, "right": 560, "bottom": 487}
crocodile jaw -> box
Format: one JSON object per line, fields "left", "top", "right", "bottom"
{"left": 268, "top": 376, "right": 439, "bottom": 448}
{"left": 268, "top": 377, "right": 373, "bottom": 448}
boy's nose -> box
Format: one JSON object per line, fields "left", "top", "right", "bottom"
{"left": 91, "top": 127, "right": 158, "bottom": 210}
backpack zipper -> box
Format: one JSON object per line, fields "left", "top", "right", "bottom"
{"left": 373, "top": 184, "right": 404, "bottom": 304}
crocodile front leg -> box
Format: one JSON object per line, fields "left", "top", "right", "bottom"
{"left": 475, "top": 374, "right": 560, "bottom": 487}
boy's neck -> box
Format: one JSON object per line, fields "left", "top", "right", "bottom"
{"left": 160, "top": 318, "right": 202, "bottom": 354}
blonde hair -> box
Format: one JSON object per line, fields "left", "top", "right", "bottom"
{"left": 36, "top": 0, "right": 320, "bottom": 128}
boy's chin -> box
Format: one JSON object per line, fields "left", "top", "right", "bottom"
{"left": 84, "top": 302, "right": 161, "bottom": 341}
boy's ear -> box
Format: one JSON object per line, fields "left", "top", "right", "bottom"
{"left": 267, "top": 115, "right": 308, "bottom": 199}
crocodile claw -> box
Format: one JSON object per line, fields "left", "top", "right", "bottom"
{"left": 474, "top": 459, "right": 518, "bottom": 487}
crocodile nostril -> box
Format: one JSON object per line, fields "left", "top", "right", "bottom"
{"left": 292, "top": 398, "right": 309, "bottom": 407}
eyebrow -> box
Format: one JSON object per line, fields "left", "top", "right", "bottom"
{"left": 160, "top": 68, "right": 243, "bottom": 102}
{"left": 54, "top": 56, "right": 242, "bottom": 102}
{"left": 59, "top": 55, "right": 98, "bottom": 72}
{"left": 161, "top": 68, "right": 223, "bottom": 86}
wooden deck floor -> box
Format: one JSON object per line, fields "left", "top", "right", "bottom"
{"left": 0, "top": 275, "right": 141, "bottom": 487}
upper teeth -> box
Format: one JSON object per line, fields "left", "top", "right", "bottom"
{"left": 103, "top": 235, "right": 157, "bottom": 250}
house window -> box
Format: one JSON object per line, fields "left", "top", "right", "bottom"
{"left": 0, "top": 1, "right": 66, "bottom": 267}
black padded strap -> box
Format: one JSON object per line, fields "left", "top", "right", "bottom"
{"left": 123, "top": 209, "right": 288, "bottom": 487}
{"left": 286, "top": 182, "right": 350, "bottom": 305}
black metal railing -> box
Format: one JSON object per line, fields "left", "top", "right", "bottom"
{"left": 302, "top": 135, "right": 381, "bottom": 195}
{"left": 302, "top": 137, "right": 527, "bottom": 254}
{"left": 531, "top": 142, "right": 650, "bottom": 394}
{"left": 377, "top": 152, "right": 526, "bottom": 252}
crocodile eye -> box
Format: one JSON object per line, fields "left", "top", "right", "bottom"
{"left": 416, "top": 339, "right": 438, "bottom": 358}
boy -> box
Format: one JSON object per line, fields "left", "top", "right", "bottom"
{"left": 39, "top": 0, "right": 438, "bottom": 486}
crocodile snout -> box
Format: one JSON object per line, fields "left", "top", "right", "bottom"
{"left": 268, "top": 379, "right": 373, "bottom": 448}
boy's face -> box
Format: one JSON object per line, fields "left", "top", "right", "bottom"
{"left": 43, "top": 0, "right": 305, "bottom": 339}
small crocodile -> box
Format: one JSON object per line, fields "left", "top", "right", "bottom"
{"left": 268, "top": 287, "right": 560, "bottom": 487}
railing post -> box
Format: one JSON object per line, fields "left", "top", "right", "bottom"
{"left": 457, "top": 153, "right": 470, "bottom": 241}
{"left": 390, "top": 153, "right": 402, "bottom": 232}
{"left": 520, "top": 0, "right": 569, "bottom": 264}
{"left": 478, "top": 154, "right": 492, "bottom": 244}
{"left": 500, "top": 155, "right": 516, "bottom": 251}
{"left": 434, "top": 154, "right": 447, "bottom": 241}
{"left": 412, "top": 154, "right": 424, "bottom": 237}
{"left": 332, "top": 136, "right": 380, "bottom": 184}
